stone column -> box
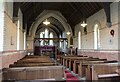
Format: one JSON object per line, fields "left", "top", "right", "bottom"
{"left": 26, "top": 36, "right": 34, "bottom": 54}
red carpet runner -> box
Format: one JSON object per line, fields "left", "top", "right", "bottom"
{"left": 65, "top": 70, "right": 80, "bottom": 82}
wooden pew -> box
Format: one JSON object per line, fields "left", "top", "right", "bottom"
{"left": 3, "top": 66, "right": 65, "bottom": 81}
{"left": 61, "top": 55, "right": 115, "bottom": 79}
{"left": 62, "top": 56, "right": 90, "bottom": 68}
{"left": 15, "top": 58, "right": 54, "bottom": 63}
{"left": 3, "top": 55, "right": 66, "bottom": 81}
{"left": 73, "top": 59, "right": 107, "bottom": 74}
{"left": 64, "top": 56, "right": 104, "bottom": 71}
{"left": 60, "top": 55, "right": 107, "bottom": 75}
{"left": 77, "top": 60, "right": 108, "bottom": 78}
{"left": 76, "top": 60, "right": 118, "bottom": 79}
{"left": 10, "top": 55, "right": 56, "bottom": 67}
{"left": 60, "top": 55, "right": 77, "bottom": 66}
{"left": 60, "top": 55, "right": 87, "bottom": 65}
{"left": 10, "top": 62, "right": 56, "bottom": 67}
{"left": 85, "top": 62, "right": 120, "bottom": 80}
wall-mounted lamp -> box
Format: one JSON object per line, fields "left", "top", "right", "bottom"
{"left": 43, "top": 19, "right": 50, "bottom": 25}
{"left": 81, "top": 21, "right": 87, "bottom": 27}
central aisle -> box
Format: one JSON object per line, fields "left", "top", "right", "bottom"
{"left": 65, "top": 70, "right": 80, "bottom": 82}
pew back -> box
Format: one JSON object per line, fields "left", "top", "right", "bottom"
{"left": 89, "top": 63, "right": 120, "bottom": 80}
{"left": 3, "top": 66, "right": 65, "bottom": 80}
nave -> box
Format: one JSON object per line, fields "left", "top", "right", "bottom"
{"left": 0, "top": 1, "right": 120, "bottom": 82}
{"left": 2, "top": 53, "right": 120, "bottom": 82}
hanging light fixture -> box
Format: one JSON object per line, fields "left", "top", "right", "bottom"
{"left": 43, "top": 19, "right": 50, "bottom": 25}
{"left": 81, "top": 21, "right": 87, "bottom": 27}
{"left": 66, "top": 32, "right": 71, "bottom": 35}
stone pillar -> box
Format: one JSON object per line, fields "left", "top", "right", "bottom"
{"left": 67, "top": 35, "right": 71, "bottom": 48}
{"left": 26, "top": 36, "right": 34, "bottom": 53}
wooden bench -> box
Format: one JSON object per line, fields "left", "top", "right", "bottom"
{"left": 62, "top": 56, "right": 105, "bottom": 71}
{"left": 61, "top": 55, "right": 119, "bottom": 80}
{"left": 62, "top": 56, "right": 89, "bottom": 67}
{"left": 73, "top": 59, "right": 107, "bottom": 75}
{"left": 85, "top": 62, "right": 120, "bottom": 80}
{"left": 10, "top": 55, "right": 56, "bottom": 67}
{"left": 3, "top": 66, "right": 65, "bottom": 81}
{"left": 10, "top": 63, "right": 56, "bottom": 67}
{"left": 15, "top": 58, "right": 54, "bottom": 63}
{"left": 60, "top": 55, "right": 87, "bottom": 65}
{"left": 77, "top": 60, "right": 117, "bottom": 78}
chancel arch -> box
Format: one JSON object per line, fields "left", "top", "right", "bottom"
{"left": 29, "top": 10, "right": 73, "bottom": 38}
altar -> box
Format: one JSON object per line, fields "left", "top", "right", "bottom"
{"left": 34, "top": 46, "right": 55, "bottom": 55}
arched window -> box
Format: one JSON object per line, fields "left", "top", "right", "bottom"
{"left": 45, "top": 29, "right": 49, "bottom": 38}
{"left": 40, "top": 32, "right": 44, "bottom": 45}
{"left": 59, "top": 35, "right": 62, "bottom": 48}
{"left": 78, "top": 31, "right": 81, "bottom": 49}
{"left": 94, "top": 24, "right": 100, "bottom": 49}
{"left": 40, "top": 29, "right": 55, "bottom": 46}
{"left": 62, "top": 32, "right": 67, "bottom": 49}
{"left": 49, "top": 32, "right": 53, "bottom": 45}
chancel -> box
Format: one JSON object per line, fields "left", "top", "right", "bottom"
{"left": 0, "top": 1, "right": 120, "bottom": 82}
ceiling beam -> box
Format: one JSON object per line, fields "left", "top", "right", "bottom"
{"left": 34, "top": 38, "right": 67, "bottom": 41}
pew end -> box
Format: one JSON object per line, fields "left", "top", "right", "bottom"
{"left": 86, "top": 62, "right": 120, "bottom": 81}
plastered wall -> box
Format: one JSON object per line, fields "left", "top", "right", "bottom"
{"left": 74, "top": 2, "right": 119, "bottom": 50}
{"left": 3, "top": 2, "right": 17, "bottom": 51}
{"left": 1, "top": 2, "right": 26, "bottom": 70}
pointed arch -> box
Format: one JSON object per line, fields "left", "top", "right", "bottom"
{"left": 29, "top": 10, "right": 72, "bottom": 38}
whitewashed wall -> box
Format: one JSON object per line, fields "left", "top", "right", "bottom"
{"left": 0, "top": 1, "right": 4, "bottom": 81}
{"left": 4, "top": 2, "right": 17, "bottom": 51}
{"left": 1, "top": 2, "right": 26, "bottom": 70}
{"left": 0, "top": 2, "right": 26, "bottom": 82}
{"left": 0, "top": 1, "right": 4, "bottom": 52}
{"left": 3, "top": 2, "right": 24, "bottom": 51}
{"left": 74, "top": 2, "right": 119, "bottom": 50}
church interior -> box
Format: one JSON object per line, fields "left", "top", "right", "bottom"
{"left": 0, "top": 1, "right": 120, "bottom": 82}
